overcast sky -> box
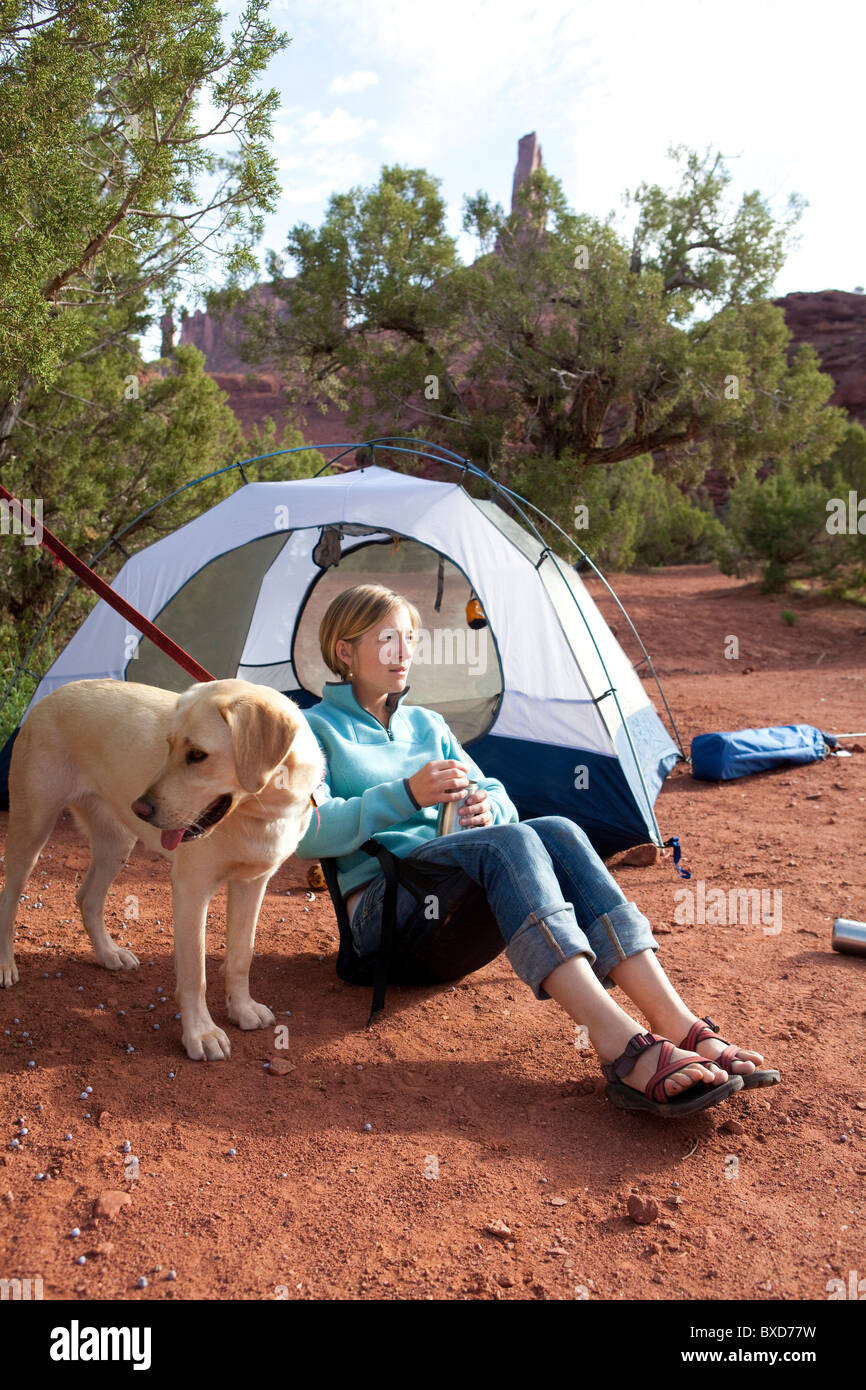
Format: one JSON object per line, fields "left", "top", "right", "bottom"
{"left": 148, "top": 0, "right": 864, "bottom": 351}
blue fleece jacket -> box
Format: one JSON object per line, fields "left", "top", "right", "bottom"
{"left": 294, "top": 681, "right": 519, "bottom": 897}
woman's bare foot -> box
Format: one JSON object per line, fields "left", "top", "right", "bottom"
{"left": 648, "top": 1006, "right": 764, "bottom": 1077}
{"left": 689, "top": 1035, "right": 764, "bottom": 1075}
{"left": 600, "top": 1037, "right": 729, "bottom": 1100}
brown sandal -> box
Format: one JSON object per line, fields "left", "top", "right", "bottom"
{"left": 679, "top": 1016, "right": 780, "bottom": 1089}
{"left": 602, "top": 1030, "right": 744, "bottom": 1118}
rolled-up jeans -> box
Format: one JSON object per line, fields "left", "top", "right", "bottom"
{"left": 348, "top": 816, "right": 659, "bottom": 1000}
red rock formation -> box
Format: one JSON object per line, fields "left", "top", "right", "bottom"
{"left": 511, "top": 131, "right": 542, "bottom": 213}
{"left": 773, "top": 289, "right": 866, "bottom": 425}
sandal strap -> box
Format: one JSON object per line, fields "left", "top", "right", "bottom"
{"left": 601, "top": 1030, "right": 660, "bottom": 1084}
{"left": 644, "top": 1043, "right": 712, "bottom": 1105}
{"left": 681, "top": 1016, "right": 744, "bottom": 1072}
{"left": 713, "top": 1043, "right": 742, "bottom": 1073}
{"left": 681, "top": 1015, "right": 722, "bottom": 1052}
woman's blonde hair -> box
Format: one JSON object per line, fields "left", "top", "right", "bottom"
{"left": 319, "top": 583, "right": 422, "bottom": 681}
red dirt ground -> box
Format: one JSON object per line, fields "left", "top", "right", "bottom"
{"left": 1, "top": 563, "right": 865, "bottom": 1302}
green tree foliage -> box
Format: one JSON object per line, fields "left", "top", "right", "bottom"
{"left": 238, "top": 146, "right": 845, "bottom": 492}
{"left": 0, "top": 0, "right": 289, "bottom": 462}
{"left": 226, "top": 165, "right": 474, "bottom": 447}
{"left": 510, "top": 452, "right": 725, "bottom": 572}
{"left": 715, "top": 424, "right": 866, "bottom": 592}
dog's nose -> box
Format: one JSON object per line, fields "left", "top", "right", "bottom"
{"left": 132, "top": 797, "right": 154, "bottom": 820}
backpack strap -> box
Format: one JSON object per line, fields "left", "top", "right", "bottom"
{"left": 359, "top": 837, "right": 404, "bottom": 1026}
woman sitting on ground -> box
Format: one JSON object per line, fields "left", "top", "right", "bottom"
{"left": 294, "top": 582, "right": 780, "bottom": 1117}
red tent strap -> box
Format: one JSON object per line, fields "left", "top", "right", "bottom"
{"left": 0, "top": 484, "right": 214, "bottom": 681}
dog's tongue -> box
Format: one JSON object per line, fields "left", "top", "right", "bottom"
{"left": 161, "top": 828, "right": 186, "bottom": 851}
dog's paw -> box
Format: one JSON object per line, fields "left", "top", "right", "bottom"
{"left": 0, "top": 957, "right": 19, "bottom": 988}
{"left": 228, "top": 999, "right": 275, "bottom": 1031}
{"left": 182, "top": 1020, "right": 232, "bottom": 1061}
{"left": 95, "top": 944, "right": 140, "bottom": 971}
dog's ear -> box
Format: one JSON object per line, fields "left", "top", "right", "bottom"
{"left": 218, "top": 696, "right": 298, "bottom": 794}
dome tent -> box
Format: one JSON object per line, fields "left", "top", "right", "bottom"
{"left": 0, "top": 444, "right": 683, "bottom": 857}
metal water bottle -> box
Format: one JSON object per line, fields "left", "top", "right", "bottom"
{"left": 437, "top": 780, "right": 478, "bottom": 836}
{"left": 832, "top": 918, "right": 866, "bottom": 957}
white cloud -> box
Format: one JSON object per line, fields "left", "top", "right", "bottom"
{"left": 329, "top": 70, "right": 379, "bottom": 94}
{"left": 298, "top": 107, "right": 377, "bottom": 146}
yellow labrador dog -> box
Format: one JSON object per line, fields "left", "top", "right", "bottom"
{"left": 0, "top": 678, "right": 324, "bottom": 1060}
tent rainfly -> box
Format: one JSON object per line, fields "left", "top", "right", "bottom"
{"left": 0, "top": 463, "right": 681, "bottom": 857}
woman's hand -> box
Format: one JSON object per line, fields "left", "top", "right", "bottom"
{"left": 458, "top": 786, "right": 492, "bottom": 828}
{"left": 408, "top": 759, "right": 469, "bottom": 808}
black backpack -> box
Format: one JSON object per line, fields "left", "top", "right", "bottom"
{"left": 319, "top": 838, "right": 503, "bottom": 1026}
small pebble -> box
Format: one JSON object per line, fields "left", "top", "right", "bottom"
{"left": 18, "top": 1127, "right": 28, "bottom": 1136}
{"left": 97, "top": 1003, "right": 104, "bottom": 1010}
{"left": 174, "top": 1014, "right": 181, "bottom": 1021}
{"left": 167, "top": 1270, "right": 177, "bottom": 1281}
{"left": 77, "top": 1255, "right": 86, "bottom": 1265}
{"left": 70, "top": 1228, "right": 80, "bottom": 1239}
{"left": 84, "top": 1113, "right": 91, "bottom": 1119}
{"left": 627, "top": 1195, "right": 659, "bottom": 1225}
{"left": 21, "top": 1032, "right": 29, "bottom": 1038}
{"left": 35, "top": 1172, "right": 45, "bottom": 1181}
{"left": 79, "top": 1092, "right": 88, "bottom": 1100}
{"left": 77, "top": 987, "right": 83, "bottom": 992}
{"left": 27, "top": 1061, "right": 35, "bottom": 1068}
{"left": 127, "top": 1045, "right": 134, "bottom": 1053}
{"left": 168, "top": 1072, "right": 175, "bottom": 1080}
{"left": 148, "top": 1004, "right": 155, "bottom": 1010}
{"left": 10, "top": 1140, "right": 20, "bottom": 1150}
{"left": 137, "top": 1276, "right": 147, "bottom": 1289}
{"left": 363, "top": 1123, "right": 372, "bottom": 1132}
{"left": 153, "top": 1024, "right": 159, "bottom": 1030}
{"left": 122, "top": 1141, "right": 131, "bottom": 1153}
{"left": 227, "top": 1148, "right": 237, "bottom": 1156}
{"left": 64, "top": 1133, "right": 72, "bottom": 1141}
{"left": 119, "top": 1010, "right": 125, "bottom": 1017}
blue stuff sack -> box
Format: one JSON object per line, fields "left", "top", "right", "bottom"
{"left": 690, "top": 724, "right": 836, "bottom": 781}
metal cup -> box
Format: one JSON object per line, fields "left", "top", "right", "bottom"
{"left": 831, "top": 918, "right": 866, "bottom": 957}
{"left": 437, "top": 780, "right": 478, "bottom": 836}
